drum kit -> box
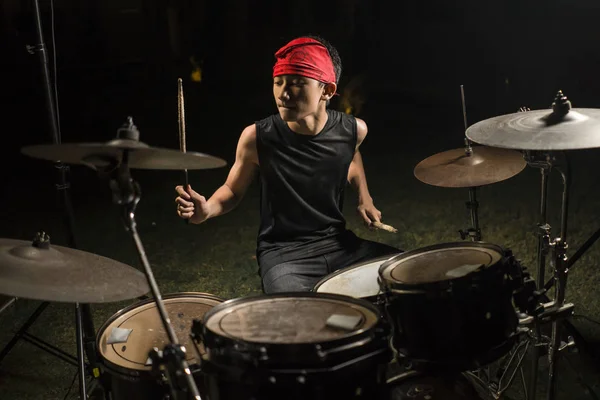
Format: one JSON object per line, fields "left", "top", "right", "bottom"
{"left": 0, "top": 86, "right": 598, "bottom": 400}
{"left": 9, "top": 2, "right": 599, "bottom": 398}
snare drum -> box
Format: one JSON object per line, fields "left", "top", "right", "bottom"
{"left": 313, "top": 255, "right": 398, "bottom": 304}
{"left": 194, "top": 292, "right": 392, "bottom": 400}
{"left": 97, "top": 292, "right": 223, "bottom": 400}
{"left": 379, "top": 242, "right": 519, "bottom": 371}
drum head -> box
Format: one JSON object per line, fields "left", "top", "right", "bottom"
{"left": 313, "top": 255, "right": 394, "bottom": 299}
{"left": 204, "top": 294, "right": 379, "bottom": 344}
{"left": 380, "top": 242, "right": 503, "bottom": 285}
{"left": 98, "top": 293, "right": 223, "bottom": 372}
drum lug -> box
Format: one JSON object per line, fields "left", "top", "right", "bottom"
{"left": 315, "top": 344, "right": 326, "bottom": 360}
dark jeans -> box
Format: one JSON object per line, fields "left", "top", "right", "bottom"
{"left": 261, "top": 239, "right": 401, "bottom": 294}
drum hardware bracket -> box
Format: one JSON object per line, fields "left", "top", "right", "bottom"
{"left": 149, "top": 344, "right": 195, "bottom": 399}
{"left": 523, "top": 302, "right": 575, "bottom": 325}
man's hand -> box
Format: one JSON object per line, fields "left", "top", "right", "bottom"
{"left": 175, "top": 185, "right": 210, "bottom": 224}
{"left": 357, "top": 199, "right": 383, "bottom": 229}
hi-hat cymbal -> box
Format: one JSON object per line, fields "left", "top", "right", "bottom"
{"left": 465, "top": 108, "right": 600, "bottom": 150}
{"left": 0, "top": 235, "right": 149, "bottom": 303}
{"left": 414, "top": 146, "right": 526, "bottom": 188}
{"left": 21, "top": 139, "right": 227, "bottom": 170}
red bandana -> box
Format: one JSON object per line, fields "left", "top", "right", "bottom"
{"left": 272, "top": 38, "right": 336, "bottom": 85}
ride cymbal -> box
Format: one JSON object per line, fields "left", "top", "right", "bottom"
{"left": 465, "top": 92, "right": 600, "bottom": 150}
{"left": 0, "top": 235, "right": 149, "bottom": 303}
{"left": 414, "top": 146, "right": 526, "bottom": 188}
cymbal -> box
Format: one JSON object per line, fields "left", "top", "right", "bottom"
{"left": 465, "top": 108, "right": 600, "bottom": 150}
{"left": 414, "top": 146, "right": 526, "bottom": 188}
{"left": 0, "top": 236, "right": 149, "bottom": 303}
{"left": 21, "top": 139, "right": 227, "bottom": 170}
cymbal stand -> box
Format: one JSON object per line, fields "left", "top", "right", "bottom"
{"left": 544, "top": 154, "right": 574, "bottom": 400}
{"left": 458, "top": 141, "right": 482, "bottom": 242}
{"left": 459, "top": 86, "right": 482, "bottom": 242}
{"left": 522, "top": 150, "right": 576, "bottom": 400}
{"left": 95, "top": 117, "right": 202, "bottom": 400}
{"left": 0, "top": 0, "right": 99, "bottom": 398}
{"left": 524, "top": 150, "right": 553, "bottom": 400}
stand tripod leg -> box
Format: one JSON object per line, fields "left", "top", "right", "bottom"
{"left": 76, "top": 304, "right": 88, "bottom": 397}
{"left": 0, "top": 302, "right": 49, "bottom": 363}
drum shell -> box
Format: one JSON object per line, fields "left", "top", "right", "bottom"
{"left": 97, "top": 292, "right": 223, "bottom": 400}
{"left": 379, "top": 242, "right": 519, "bottom": 371}
{"left": 197, "top": 292, "right": 393, "bottom": 400}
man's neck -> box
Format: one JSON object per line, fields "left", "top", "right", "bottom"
{"left": 287, "top": 108, "right": 329, "bottom": 136}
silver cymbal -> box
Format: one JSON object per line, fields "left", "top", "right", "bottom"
{"left": 21, "top": 139, "right": 227, "bottom": 170}
{"left": 466, "top": 108, "right": 600, "bottom": 151}
{"left": 0, "top": 235, "right": 149, "bottom": 303}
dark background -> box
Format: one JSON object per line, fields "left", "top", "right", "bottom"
{"left": 3, "top": 0, "right": 600, "bottom": 230}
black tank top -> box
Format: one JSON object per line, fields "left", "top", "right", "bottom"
{"left": 255, "top": 109, "right": 358, "bottom": 270}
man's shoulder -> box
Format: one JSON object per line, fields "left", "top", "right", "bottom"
{"left": 254, "top": 113, "right": 282, "bottom": 139}
{"left": 255, "top": 113, "right": 280, "bottom": 128}
{"left": 327, "top": 109, "right": 359, "bottom": 126}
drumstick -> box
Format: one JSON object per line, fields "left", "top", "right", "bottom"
{"left": 372, "top": 221, "right": 398, "bottom": 233}
{"left": 178, "top": 78, "right": 190, "bottom": 224}
{"left": 177, "top": 78, "right": 188, "bottom": 187}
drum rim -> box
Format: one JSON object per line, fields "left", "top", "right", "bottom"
{"left": 97, "top": 292, "right": 224, "bottom": 377}
{"left": 379, "top": 241, "right": 505, "bottom": 290}
{"left": 312, "top": 254, "right": 398, "bottom": 293}
{"left": 201, "top": 291, "right": 383, "bottom": 346}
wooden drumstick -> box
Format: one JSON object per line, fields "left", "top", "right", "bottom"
{"left": 372, "top": 221, "right": 398, "bottom": 233}
{"left": 177, "top": 78, "right": 188, "bottom": 187}
{"left": 178, "top": 78, "right": 190, "bottom": 224}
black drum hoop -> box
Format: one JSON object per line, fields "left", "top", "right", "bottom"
{"left": 197, "top": 292, "right": 391, "bottom": 373}
{"left": 379, "top": 242, "right": 509, "bottom": 294}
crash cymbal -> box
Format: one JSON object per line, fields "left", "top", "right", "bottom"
{"left": 465, "top": 107, "right": 600, "bottom": 151}
{"left": 0, "top": 234, "right": 149, "bottom": 303}
{"left": 414, "top": 146, "right": 526, "bottom": 188}
{"left": 21, "top": 139, "right": 227, "bottom": 170}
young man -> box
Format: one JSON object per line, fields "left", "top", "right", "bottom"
{"left": 175, "top": 36, "right": 400, "bottom": 293}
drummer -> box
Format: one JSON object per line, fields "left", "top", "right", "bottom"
{"left": 175, "top": 35, "right": 400, "bottom": 293}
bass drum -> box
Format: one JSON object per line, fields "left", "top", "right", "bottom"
{"left": 385, "top": 371, "right": 489, "bottom": 399}
{"left": 195, "top": 292, "right": 393, "bottom": 400}
{"left": 379, "top": 242, "right": 521, "bottom": 371}
{"left": 97, "top": 292, "right": 224, "bottom": 400}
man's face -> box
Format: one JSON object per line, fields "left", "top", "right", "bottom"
{"left": 273, "top": 75, "right": 325, "bottom": 122}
